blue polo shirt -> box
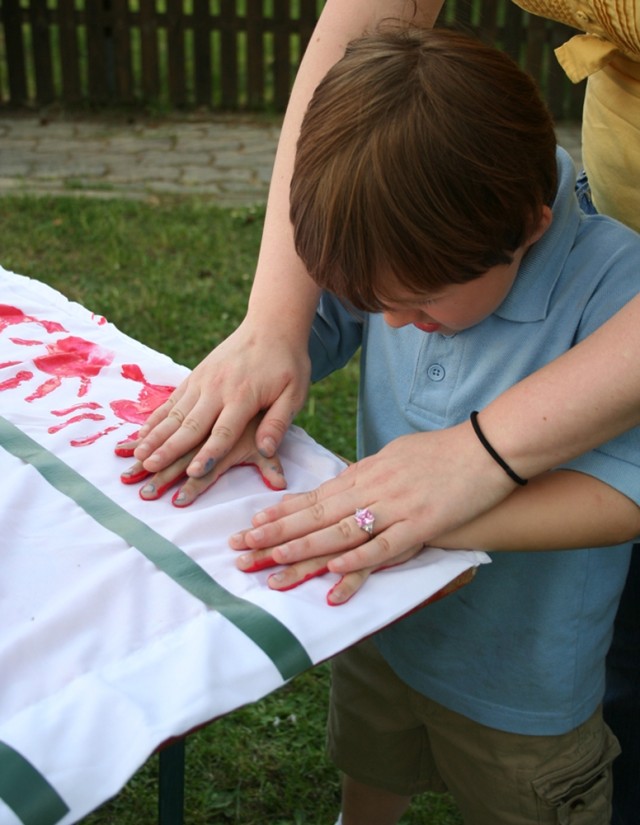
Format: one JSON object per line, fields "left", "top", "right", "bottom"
{"left": 308, "top": 148, "right": 640, "bottom": 734}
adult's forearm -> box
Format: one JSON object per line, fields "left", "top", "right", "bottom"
{"left": 246, "top": 0, "right": 445, "bottom": 340}
{"left": 477, "top": 293, "right": 640, "bottom": 480}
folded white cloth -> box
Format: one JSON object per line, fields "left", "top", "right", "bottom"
{"left": 0, "top": 266, "right": 489, "bottom": 825}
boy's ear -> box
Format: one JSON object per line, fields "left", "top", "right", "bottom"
{"left": 528, "top": 206, "right": 553, "bottom": 245}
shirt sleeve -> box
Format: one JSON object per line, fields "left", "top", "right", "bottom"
{"left": 308, "top": 292, "right": 364, "bottom": 383}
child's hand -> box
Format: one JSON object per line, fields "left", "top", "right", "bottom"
{"left": 233, "top": 539, "right": 424, "bottom": 606}
{"left": 117, "top": 415, "right": 287, "bottom": 507}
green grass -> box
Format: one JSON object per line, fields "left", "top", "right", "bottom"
{"left": 0, "top": 194, "right": 462, "bottom": 825}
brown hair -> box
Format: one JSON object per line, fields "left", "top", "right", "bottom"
{"left": 290, "top": 26, "right": 557, "bottom": 311}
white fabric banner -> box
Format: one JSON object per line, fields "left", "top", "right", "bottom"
{"left": 0, "top": 266, "right": 489, "bottom": 825}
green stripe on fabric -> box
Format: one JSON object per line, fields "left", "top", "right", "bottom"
{"left": 0, "top": 416, "right": 312, "bottom": 679}
{"left": 0, "top": 741, "right": 69, "bottom": 825}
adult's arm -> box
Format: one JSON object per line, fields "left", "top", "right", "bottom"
{"left": 231, "top": 293, "right": 640, "bottom": 573}
{"left": 132, "top": 0, "right": 444, "bottom": 479}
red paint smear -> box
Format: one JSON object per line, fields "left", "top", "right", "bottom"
{"left": 1, "top": 360, "right": 22, "bottom": 369}
{"left": 114, "top": 429, "right": 141, "bottom": 457}
{"left": 0, "top": 370, "right": 33, "bottom": 391}
{"left": 0, "top": 304, "right": 66, "bottom": 335}
{"left": 51, "top": 402, "right": 103, "bottom": 416}
{"left": 238, "top": 554, "right": 279, "bottom": 573}
{"left": 274, "top": 566, "right": 329, "bottom": 592}
{"left": 10, "top": 338, "right": 43, "bottom": 346}
{"left": 26, "top": 336, "right": 114, "bottom": 400}
{"left": 47, "top": 412, "right": 106, "bottom": 434}
{"left": 120, "top": 467, "right": 150, "bottom": 485}
{"left": 141, "top": 473, "right": 186, "bottom": 501}
{"left": 91, "top": 314, "right": 108, "bottom": 325}
{"left": 237, "top": 461, "right": 286, "bottom": 491}
{"left": 72, "top": 425, "right": 120, "bottom": 447}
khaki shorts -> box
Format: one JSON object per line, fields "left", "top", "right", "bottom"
{"left": 327, "top": 638, "right": 620, "bottom": 825}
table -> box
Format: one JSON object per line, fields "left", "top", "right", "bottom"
{"left": 0, "top": 266, "right": 489, "bottom": 825}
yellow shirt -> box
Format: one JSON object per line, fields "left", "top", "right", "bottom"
{"left": 511, "top": 0, "right": 640, "bottom": 231}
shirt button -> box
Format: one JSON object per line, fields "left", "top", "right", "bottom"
{"left": 427, "top": 364, "right": 445, "bottom": 382}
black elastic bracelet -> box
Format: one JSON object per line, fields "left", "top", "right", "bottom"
{"left": 469, "top": 410, "right": 528, "bottom": 486}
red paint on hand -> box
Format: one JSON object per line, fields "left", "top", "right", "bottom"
{"left": 271, "top": 566, "right": 330, "bottom": 591}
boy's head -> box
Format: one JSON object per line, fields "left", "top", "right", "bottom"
{"left": 290, "top": 26, "right": 557, "bottom": 315}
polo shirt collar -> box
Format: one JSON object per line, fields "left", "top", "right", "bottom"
{"left": 494, "top": 148, "right": 581, "bottom": 323}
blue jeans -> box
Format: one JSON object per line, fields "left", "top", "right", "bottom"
{"left": 575, "top": 169, "right": 597, "bottom": 216}
{"left": 577, "top": 169, "right": 640, "bottom": 825}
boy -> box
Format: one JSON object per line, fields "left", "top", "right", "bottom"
{"left": 270, "top": 26, "right": 640, "bottom": 825}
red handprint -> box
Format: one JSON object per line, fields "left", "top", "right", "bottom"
{"left": 64, "top": 364, "right": 175, "bottom": 447}
{"left": 25, "top": 336, "right": 114, "bottom": 401}
{"left": 1, "top": 303, "right": 175, "bottom": 448}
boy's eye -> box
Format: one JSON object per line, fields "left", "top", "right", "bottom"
{"left": 414, "top": 296, "right": 441, "bottom": 308}
{"left": 381, "top": 297, "right": 439, "bottom": 313}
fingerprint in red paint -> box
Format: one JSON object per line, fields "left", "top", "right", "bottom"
{"left": 0, "top": 370, "right": 33, "bottom": 391}
{"left": 48, "top": 412, "right": 106, "bottom": 435}
{"left": 71, "top": 426, "right": 120, "bottom": 447}
{"left": 51, "top": 402, "right": 103, "bottom": 416}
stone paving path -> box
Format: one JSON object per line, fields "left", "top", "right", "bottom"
{"left": 0, "top": 113, "right": 281, "bottom": 206}
{"left": 0, "top": 112, "right": 581, "bottom": 206}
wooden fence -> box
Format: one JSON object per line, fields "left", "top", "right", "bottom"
{"left": 0, "top": 1, "right": 585, "bottom": 118}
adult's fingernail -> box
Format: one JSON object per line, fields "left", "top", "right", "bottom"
{"left": 259, "top": 437, "right": 276, "bottom": 457}
{"left": 329, "top": 556, "right": 345, "bottom": 572}
{"left": 189, "top": 457, "right": 216, "bottom": 478}
{"left": 274, "top": 544, "right": 289, "bottom": 561}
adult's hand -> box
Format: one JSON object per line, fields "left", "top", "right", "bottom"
{"left": 118, "top": 413, "right": 287, "bottom": 506}
{"left": 130, "top": 318, "right": 311, "bottom": 478}
{"left": 229, "top": 422, "right": 516, "bottom": 594}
